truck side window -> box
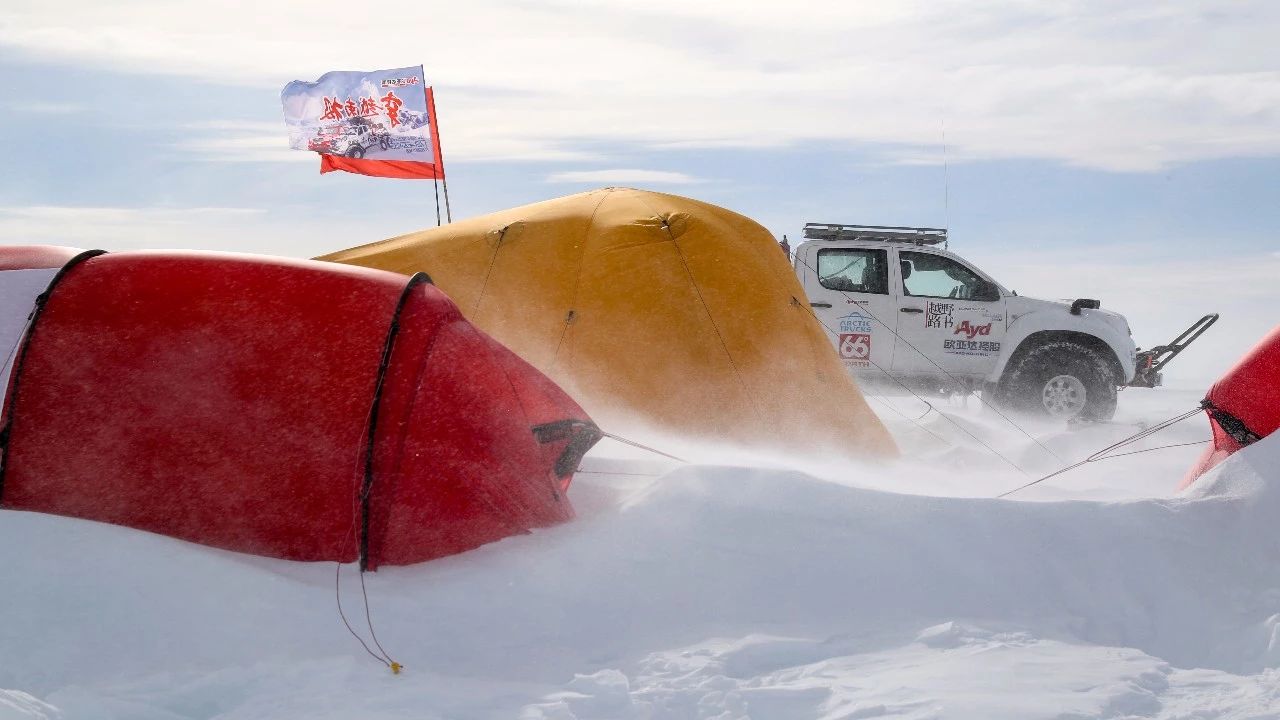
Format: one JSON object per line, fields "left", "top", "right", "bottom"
{"left": 816, "top": 248, "right": 888, "bottom": 294}
{"left": 900, "top": 251, "right": 997, "bottom": 301}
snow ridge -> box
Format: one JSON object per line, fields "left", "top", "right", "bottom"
{"left": 2, "top": 423, "right": 1278, "bottom": 718}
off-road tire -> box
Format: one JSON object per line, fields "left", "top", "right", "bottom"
{"left": 999, "top": 340, "right": 1118, "bottom": 421}
{"left": 346, "top": 145, "right": 366, "bottom": 159}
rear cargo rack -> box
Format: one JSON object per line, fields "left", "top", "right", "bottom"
{"left": 803, "top": 223, "right": 947, "bottom": 245}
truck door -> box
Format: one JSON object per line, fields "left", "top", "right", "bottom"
{"left": 805, "top": 246, "right": 896, "bottom": 374}
{"left": 891, "top": 250, "right": 1007, "bottom": 378}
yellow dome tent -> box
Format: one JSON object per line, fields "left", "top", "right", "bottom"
{"left": 318, "top": 188, "right": 895, "bottom": 458}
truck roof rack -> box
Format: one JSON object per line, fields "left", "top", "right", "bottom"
{"left": 803, "top": 223, "right": 947, "bottom": 245}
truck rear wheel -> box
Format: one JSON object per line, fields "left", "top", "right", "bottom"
{"left": 1000, "top": 341, "right": 1118, "bottom": 421}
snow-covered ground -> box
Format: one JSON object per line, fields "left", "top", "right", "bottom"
{"left": 4, "top": 385, "right": 1280, "bottom": 719}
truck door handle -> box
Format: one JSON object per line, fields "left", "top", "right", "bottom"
{"left": 900, "top": 307, "right": 924, "bottom": 314}
{"left": 810, "top": 302, "right": 832, "bottom": 308}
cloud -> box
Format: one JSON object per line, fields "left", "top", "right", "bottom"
{"left": 0, "top": 206, "right": 268, "bottom": 251}
{"left": 546, "top": 169, "right": 703, "bottom": 184}
{"left": 172, "top": 118, "right": 599, "bottom": 164}
{"left": 2, "top": 1, "right": 1279, "bottom": 170}
{"left": 0, "top": 205, "right": 264, "bottom": 222}
{"left": 0, "top": 205, "right": 417, "bottom": 259}
{"left": 173, "top": 121, "right": 310, "bottom": 163}
{"left": 6, "top": 101, "right": 81, "bottom": 114}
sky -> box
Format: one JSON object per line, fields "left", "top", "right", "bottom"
{"left": 0, "top": 0, "right": 1277, "bottom": 382}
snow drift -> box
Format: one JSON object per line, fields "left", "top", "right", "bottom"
{"left": 2, "top": 396, "right": 1279, "bottom": 718}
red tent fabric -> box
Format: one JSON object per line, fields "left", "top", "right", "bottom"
{"left": 1181, "top": 324, "right": 1280, "bottom": 490}
{"left": 0, "top": 248, "right": 599, "bottom": 569}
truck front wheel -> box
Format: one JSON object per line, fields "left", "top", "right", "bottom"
{"left": 1000, "top": 341, "right": 1118, "bottom": 421}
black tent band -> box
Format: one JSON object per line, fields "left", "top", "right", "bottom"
{"left": 359, "top": 272, "right": 433, "bottom": 572}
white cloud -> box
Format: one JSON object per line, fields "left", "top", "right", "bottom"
{"left": 173, "top": 118, "right": 599, "bottom": 164}
{"left": 0, "top": 205, "right": 420, "bottom": 259}
{"left": 546, "top": 169, "right": 703, "bottom": 184}
{"left": 6, "top": 101, "right": 81, "bottom": 114}
{"left": 173, "top": 121, "right": 309, "bottom": 163}
{"left": 1, "top": 1, "right": 1279, "bottom": 170}
{"left": 0, "top": 206, "right": 267, "bottom": 252}
{"left": 0, "top": 205, "right": 264, "bottom": 222}
{"left": 0, "top": 204, "right": 273, "bottom": 254}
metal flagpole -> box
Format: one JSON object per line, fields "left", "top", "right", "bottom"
{"left": 441, "top": 169, "right": 452, "bottom": 223}
{"left": 432, "top": 177, "right": 442, "bottom": 226}
{"left": 419, "top": 71, "right": 444, "bottom": 227}
{"left": 443, "top": 179, "right": 453, "bottom": 222}
{"left": 425, "top": 85, "right": 452, "bottom": 223}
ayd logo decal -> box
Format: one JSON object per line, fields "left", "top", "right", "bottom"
{"left": 953, "top": 320, "right": 992, "bottom": 339}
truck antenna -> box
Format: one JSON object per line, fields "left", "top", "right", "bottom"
{"left": 942, "top": 119, "right": 950, "bottom": 250}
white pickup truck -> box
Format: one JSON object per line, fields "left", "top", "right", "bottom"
{"left": 791, "top": 223, "right": 1215, "bottom": 421}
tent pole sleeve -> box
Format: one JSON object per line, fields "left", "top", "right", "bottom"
{"left": 0, "top": 249, "right": 108, "bottom": 501}
{"left": 359, "top": 272, "right": 433, "bottom": 571}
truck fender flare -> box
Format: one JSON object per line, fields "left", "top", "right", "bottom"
{"left": 989, "top": 318, "right": 1133, "bottom": 385}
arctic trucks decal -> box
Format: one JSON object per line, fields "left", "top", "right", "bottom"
{"left": 838, "top": 311, "right": 874, "bottom": 366}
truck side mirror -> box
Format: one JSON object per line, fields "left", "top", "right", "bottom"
{"left": 1070, "top": 298, "right": 1101, "bottom": 315}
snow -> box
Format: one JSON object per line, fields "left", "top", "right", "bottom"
{"left": 0, "top": 268, "right": 59, "bottom": 411}
{"left": 3, "top": 386, "right": 1280, "bottom": 718}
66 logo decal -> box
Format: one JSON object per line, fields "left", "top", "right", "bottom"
{"left": 839, "top": 333, "right": 871, "bottom": 367}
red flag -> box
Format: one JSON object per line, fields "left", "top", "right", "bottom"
{"left": 319, "top": 155, "right": 442, "bottom": 179}
{"left": 282, "top": 67, "right": 447, "bottom": 181}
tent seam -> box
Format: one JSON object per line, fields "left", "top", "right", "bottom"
{"left": 633, "top": 194, "right": 766, "bottom": 426}
{"left": 358, "top": 272, "right": 431, "bottom": 571}
{"left": 458, "top": 322, "right": 541, "bottom": 527}
{"left": 549, "top": 188, "right": 612, "bottom": 373}
{"left": 470, "top": 225, "right": 509, "bottom": 317}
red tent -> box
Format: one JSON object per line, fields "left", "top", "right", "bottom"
{"left": 0, "top": 247, "right": 599, "bottom": 569}
{"left": 1181, "top": 325, "right": 1280, "bottom": 490}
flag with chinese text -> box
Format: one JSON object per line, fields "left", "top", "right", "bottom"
{"left": 281, "top": 66, "right": 444, "bottom": 180}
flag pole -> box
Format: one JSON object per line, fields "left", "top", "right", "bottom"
{"left": 425, "top": 86, "right": 452, "bottom": 223}
{"left": 432, "top": 177, "right": 442, "bottom": 226}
